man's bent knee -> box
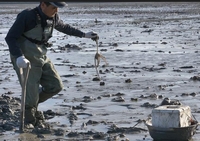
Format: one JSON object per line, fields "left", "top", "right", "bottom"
{"left": 38, "top": 84, "right": 63, "bottom": 103}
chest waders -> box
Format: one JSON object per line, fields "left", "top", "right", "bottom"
{"left": 10, "top": 10, "right": 63, "bottom": 126}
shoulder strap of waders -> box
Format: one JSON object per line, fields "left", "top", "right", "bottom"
{"left": 22, "top": 8, "right": 52, "bottom": 47}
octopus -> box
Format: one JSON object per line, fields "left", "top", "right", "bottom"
{"left": 94, "top": 40, "right": 108, "bottom": 80}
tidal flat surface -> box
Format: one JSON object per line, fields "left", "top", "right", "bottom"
{"left": 0, "top": 2, "right": 200, "bottom": 141}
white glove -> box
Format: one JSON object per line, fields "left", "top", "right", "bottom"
{"left": 16, "top": 56, "right": 30, "bottom": 68}
{"left": 84, "top": 31, "right": 99, "bottom": 41}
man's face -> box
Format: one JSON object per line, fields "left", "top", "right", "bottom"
{"left": 41, "top": 2, "right": 58, "bottom": 18}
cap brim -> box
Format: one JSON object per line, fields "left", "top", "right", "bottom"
{"left": 49, "top": 2, "right": 68, "bottom": 8}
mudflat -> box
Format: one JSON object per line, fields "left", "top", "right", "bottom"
{"left": 0, "top": 2, "right": 200, "bottom": 141}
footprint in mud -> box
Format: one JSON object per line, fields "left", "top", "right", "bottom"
{"left": 67, "top": 130, "right": 107, "bottom": 140}
{"left": 107, "top": 123, "right": 147, "bottom": 134}
{"left": 160, "top": 97, "right": 182, "bottom": 106}
{"left": 58, "top": 44, "right": 82, "bottom": 51}
{"left": 190, "top": 75, "right": 200, "bottom": 81}
{"left": 67, "top": 110, "right": 78, "bottom": 126}
{"left": 111, "top": 96, "right": 125, "bottom": 102}
{"left": 82, "top": 96, "right": 95, "bottom": 103}
{"left": 181, "top": 92, "right": 197, "bottom": 97}
{"left": 141, "top": 102, "right": 158, "bottom": 108}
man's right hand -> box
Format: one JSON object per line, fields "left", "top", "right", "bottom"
{"left": 16, "top": 56, "right": 30, "bottom": 68}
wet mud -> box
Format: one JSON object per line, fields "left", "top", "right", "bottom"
{"left": 0, "top": 2, "right": 200, "bottom": 141}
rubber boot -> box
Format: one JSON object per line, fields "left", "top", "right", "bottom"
{"left": 35, "top": 111, "right": 45, "bottom": 121}
{"left": 24, "top": 106, "right": 36, "bottom": 129}
{"left": 35, "top": 110, "right": 46, "bottom": 128}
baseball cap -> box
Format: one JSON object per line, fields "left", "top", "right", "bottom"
{"left": 49, "top": 2, "right": 68, "bottom": 8}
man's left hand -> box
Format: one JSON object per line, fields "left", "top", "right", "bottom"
{"left": 84, "top": 31, "right": 99, "bottom": 41}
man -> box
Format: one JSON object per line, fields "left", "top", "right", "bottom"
{"left": 5, "top": 2, "right": 98, "bottom": 128}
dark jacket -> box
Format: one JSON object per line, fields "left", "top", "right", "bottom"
{"left": 5, "top": 6, "right": 85, "bottom": 58}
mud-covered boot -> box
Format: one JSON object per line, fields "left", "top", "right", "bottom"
{"left": 24, "top": 106, "right": 36, "bottom": 129}
{"left": 35, "top": 111, "right": 46, "bottom": 128}
{"left": 35, "top": 111, "right": 45, "bottom": 121}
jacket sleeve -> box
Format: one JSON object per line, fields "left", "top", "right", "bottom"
{"left": 54, "top": 14, "right": 85, "bottom": 38}
{"left": 5, "top": 10, "right": 28, "bottom": 58}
